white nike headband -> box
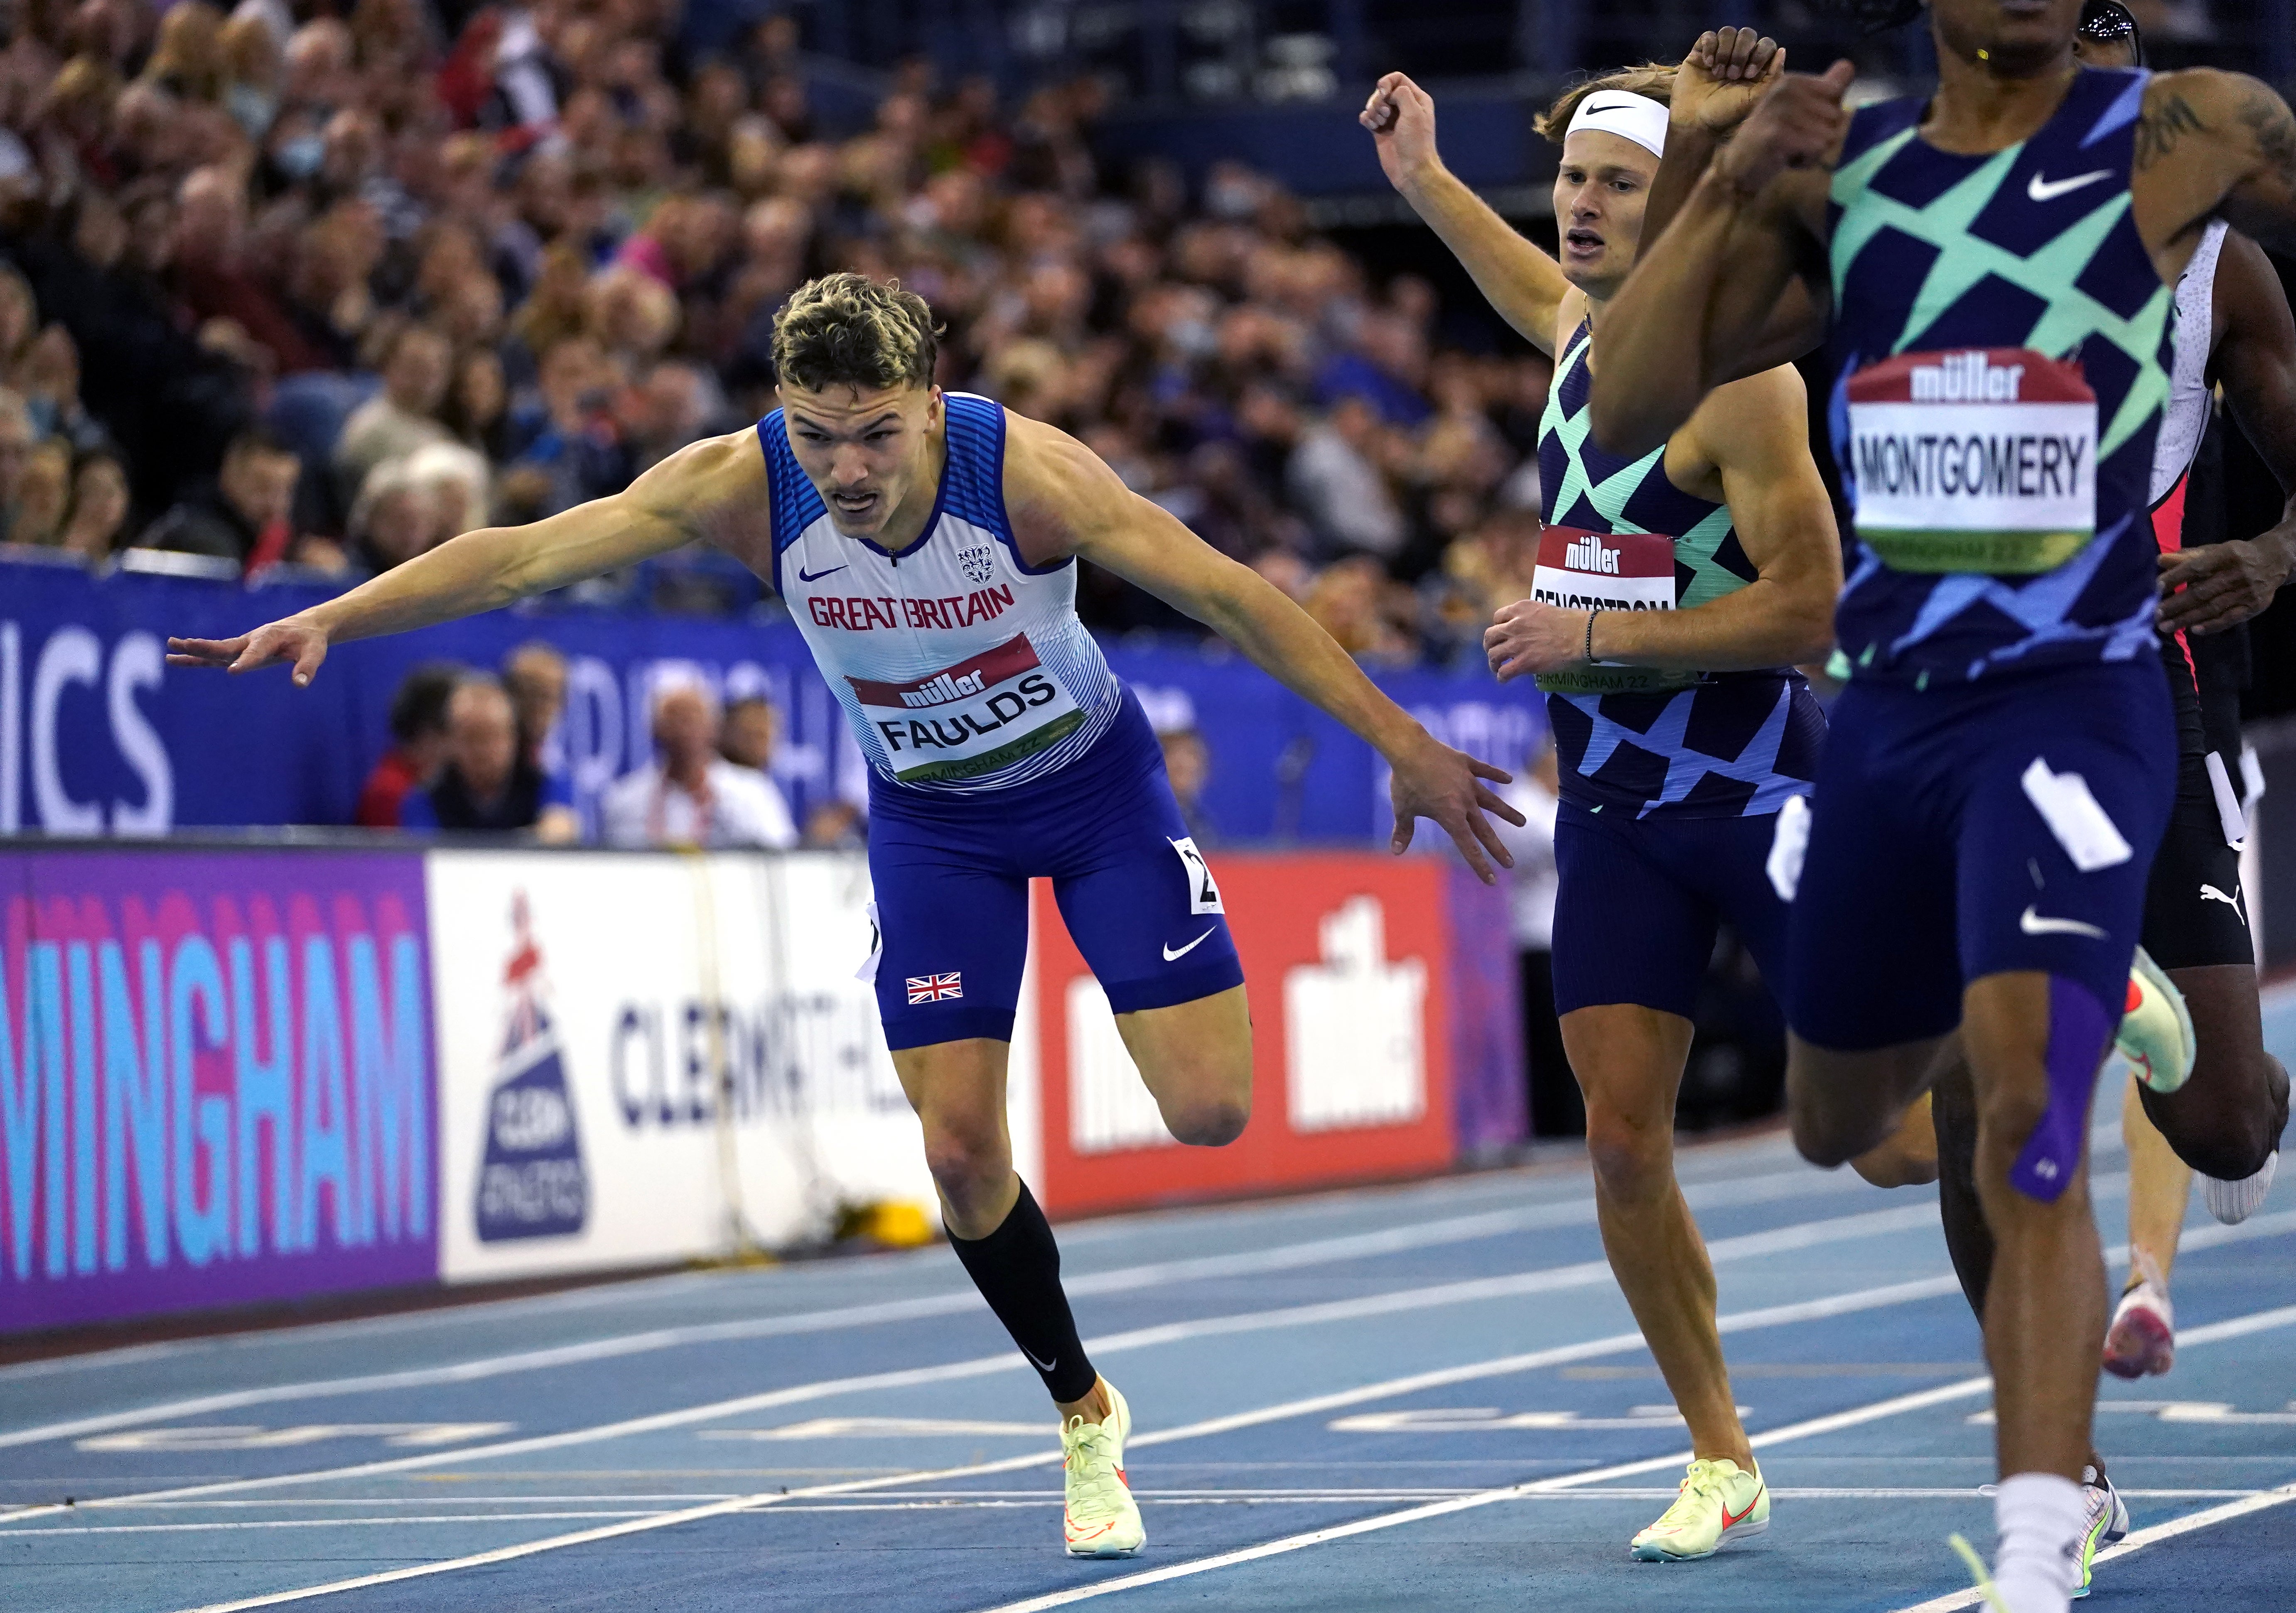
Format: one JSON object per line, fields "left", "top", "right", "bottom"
{"left": 1564, "top": 91, "right": 1669, "bottom": 161}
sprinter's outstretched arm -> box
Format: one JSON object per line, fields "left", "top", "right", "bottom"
{"left": 168, "top": 434, "right": 771, "bottom": 685}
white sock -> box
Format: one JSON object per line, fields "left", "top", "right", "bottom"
{"left": 1993, "top": 1472, "right": 2083, "bottom": 1612}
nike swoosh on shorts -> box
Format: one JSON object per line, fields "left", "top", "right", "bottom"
{"left": 1163, "top": 928, "right": 1216, "bottom": 961}
{"left": 2026, "top": 169, "right": 2114, "bottom": 203}
{"left": 2019, "top": 905, "right": 2109, "bottom": 940}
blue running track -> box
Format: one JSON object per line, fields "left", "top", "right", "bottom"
{"left": 3, "top": 1064, "right": 2293, "bottom": 1613}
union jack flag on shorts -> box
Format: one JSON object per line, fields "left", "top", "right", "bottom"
{"left": 907, "top": 972, "right": 963, "bottom": 1004}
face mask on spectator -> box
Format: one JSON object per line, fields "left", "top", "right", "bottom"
{"left": 277, "top": 131, "right": 323, "bottom": 177}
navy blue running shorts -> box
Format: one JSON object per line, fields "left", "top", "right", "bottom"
{"left": 865, "top": 691, "right": 1245, "bottom": 1050}
{"left": 1785, "top": 660, "right": 2176, "bottom": 1052}
{"left": 1551, "top": 802, "right": 1792, "bottom": 1021}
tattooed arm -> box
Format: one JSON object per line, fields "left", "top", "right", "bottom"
{"left": 2134, "top": 71, "right": 2296, "bottom": 263}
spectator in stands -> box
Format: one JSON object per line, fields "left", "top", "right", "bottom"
{"left": 0, "top": 390, "right": 32, "bottom": 541}
{"left": 1288, "top": 396, "right": 1407, "bottom": 561}
{"left": 140, "top": 427, "right": 304, "bottom": 572}
{"left": 444, "top": 346, "right": 511, "bottom": 460}
{"left": 601, "top": 682, "right": 798, "bottom": 849}
{"left": 506, "top": 334, "right": 629, "bottom": 514}
{"left": 344, "top": 458, "right": 432, "bottom": 571}
{"left": 357, "top": 659, "right": 462, "bottom": 828}
{"left": 172, "top": 164, "right": 327, "bottom": 375}
{"left": 802, "top": 800, "right": 867, "bottom": 850}
{"left": 1159, "top": 728, "right": 1220, "bottom": 845}
{"left": 14, "top": 326, "right": 108, "bottom": 454}
{"left": 718, "top": 693, "right": 779, "bottom": 772}
{"left": 399, "top": 676, "right": 579, "bottom": 840}
{"left": 59, "top": 449, "right": 134, "bottom": 561}
{"left": 12, "top": 440, "right": 70, "bottom": 547}
{"left": 333, "top": 323, "right": 454, "bottom": 503}
{"left": 501, "top": 640, "right": 569, "bottom": 777}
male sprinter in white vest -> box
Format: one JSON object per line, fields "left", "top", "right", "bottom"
{"left": 169, "top": 273, "right": 1522, "bottom": 1561}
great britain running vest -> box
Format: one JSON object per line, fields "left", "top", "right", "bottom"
{"left": 762, "top": 391, "right": 1127, "bottom": 792}
{"left": 1827, "top": 66, "right": 2173, "bottom": 685}
{"left": 1534, "top": 317, "right": 1825, "bottom": 819}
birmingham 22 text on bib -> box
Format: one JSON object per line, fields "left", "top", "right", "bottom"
{"left": 1530, "top": 526, "right": 1696, "bottom": 696}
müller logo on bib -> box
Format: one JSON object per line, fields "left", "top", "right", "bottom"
{"left": 1528, "top": 525, "right": 1696, "bottom": 696}
{"left": 1845, "top": 346, "right": 2097, "bottom": 575}
{"left": 849, "top": 632, "right": 1086, "bottom": 783}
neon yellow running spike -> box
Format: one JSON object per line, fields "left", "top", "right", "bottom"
{"left": 1950, "top": 1532, "right": 2014, "bottom": 1613}
{"left": 2114, "top": 946, "right": 2195, "bottom": 1095}
{"left": 1629, "top": 1459, "right": 1768, "bottom": 1561}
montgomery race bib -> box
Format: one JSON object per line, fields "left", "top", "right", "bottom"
{"left": 848, "top": 633, "right": 1085, "bottom": 783}
{"left": 1846, "top": 347, "right": 2097, "bottom": 574}
{"left": 1528, "top": 525, "right": 1697, "bottom": 696}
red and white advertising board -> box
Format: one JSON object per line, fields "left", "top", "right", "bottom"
{"left": 1029, "top": 853, "right": 1459, "bottom": 1215}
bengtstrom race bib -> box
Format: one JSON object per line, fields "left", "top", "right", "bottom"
{"left": 1528, "top": 525, "right": 1697, "bottom": 696}
{"left": 1846, "top": 347, "right": 2097, "bottom": 574}
{"left": 848, "top": 632, "right": 1084, "bottom": 783}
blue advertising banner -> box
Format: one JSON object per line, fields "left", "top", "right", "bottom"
{"left": 0, "top": 846, "right": 436, "bottom": 1333}
{"left": 0, "top": 560, "right": 1545, "bottom": 841}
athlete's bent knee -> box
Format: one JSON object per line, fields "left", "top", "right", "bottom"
{"left": 1160, "top": 1091, "right": 1250, "bottom": 1147}
{"left": 1584, "top": 1103, "right": 1670, "bottom": 1198}
{"left": 1973, "top": 976, "right": 2110, "bottom": 1204}
{"left": 2147, "top": 1049, "right": 2288, "bottom": 1180}
{"left": 1852, "top": 1141, "right": 1939, "bottom": 1189}
{"left": 921, "top": 1117, "right": 1012, "bottom": 1212}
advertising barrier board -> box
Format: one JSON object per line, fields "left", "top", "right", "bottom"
{"left": 0, "top": 847, "right": 436, "bottom": 1333}
{"left": 2, "top": 839, "right": 1516, "bottom": 1331}
{"left": 427, "top": 849, "right": 940, "bottom": 1282}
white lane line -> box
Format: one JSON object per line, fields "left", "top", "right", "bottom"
{"left": 20, "top": 1186, "right": 2257, "bottom": 1535}
{"left": 972, "top": 1378, "right": 2009, "bottom": 1613}
{"left": 1890, "top": 1479, "right": 2296, "bottom": 1612}
{"left": 0, "top": 1197, "right": 1964, "bottom": 1521}
{"left": 0, "top": 1142, "right": 1821, "bottom": 1388}
{"left": 968, "top": 1293, "right": 2296, "bottom": 1613}
{"left": 0, "top": 1158, "right": 1889, "bottom": 1446}
{"left": 152, "top": 1250, "right": 2284, "bottom": 1613}
{"left": 5, "top": 1512, "right": 663, "bottom": 1536}
{"left": 152, "top": 1271, "right": 1989, "bottom": 1613}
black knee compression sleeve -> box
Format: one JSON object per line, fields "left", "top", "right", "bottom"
{"left": 948, "top": 1180, "right": 1098, "bottom": 1404}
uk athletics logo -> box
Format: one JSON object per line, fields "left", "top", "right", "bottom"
{"left": 474, "top": 894, "right": 590, "bottom": 1243}
{"left": 908, "top": 972, "right": 964, "bottom": 1003}
{"left": 957, "top": 542, "right": 997, "bottom": 584}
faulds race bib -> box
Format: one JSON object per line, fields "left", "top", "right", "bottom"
{"left": 1529, "top": 525, "right": 1696, "bottom": 696}
{"left": 848, "top": 633, "right": 1085, "bottom": 783}
{"left": 1846, "top": 348, "right": 2097, "bottom": 574}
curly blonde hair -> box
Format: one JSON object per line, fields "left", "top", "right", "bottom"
{"left": 1533, "top": 63, "right": 1676, "bottom": 146}
{"left": 771, "top": 273, "right": 942, "bottom": 394}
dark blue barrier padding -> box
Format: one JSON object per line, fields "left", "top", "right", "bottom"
{"left": 0, "top": 560, "right": 1544, "bottom": 840}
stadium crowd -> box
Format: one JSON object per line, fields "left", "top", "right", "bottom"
{"left": 0, "top": 0, "right": 1557, "bottom": 673}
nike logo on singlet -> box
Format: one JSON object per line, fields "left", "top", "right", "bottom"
{"left": 2026, "top": 169, "right": 2114, "bottom": 203}
{"left": 2019, "top": 906, "right": 2109, "bottom": 940}
{"left": 1164, "top": 929, "right": 1216, "bottom": 961}
{"left": 797, "top": 563, "right": 849, "bottom": 582}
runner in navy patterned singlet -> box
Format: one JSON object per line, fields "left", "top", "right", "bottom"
{"left": 1589, "top": 3, "right": 2296, "bottom": 1607}
{"left": 1366, "top": 32, "right": 1842, "bottom": 1562}
{"left": 169, "top": 273, "right": 1524, "bottom": 1566}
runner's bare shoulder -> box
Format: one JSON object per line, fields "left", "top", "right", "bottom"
{"left": 998, "top": 407, "right": 1129, "bottom": 567}
{"left": 637, "top": 427, "right": 775, "bottom": 569}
